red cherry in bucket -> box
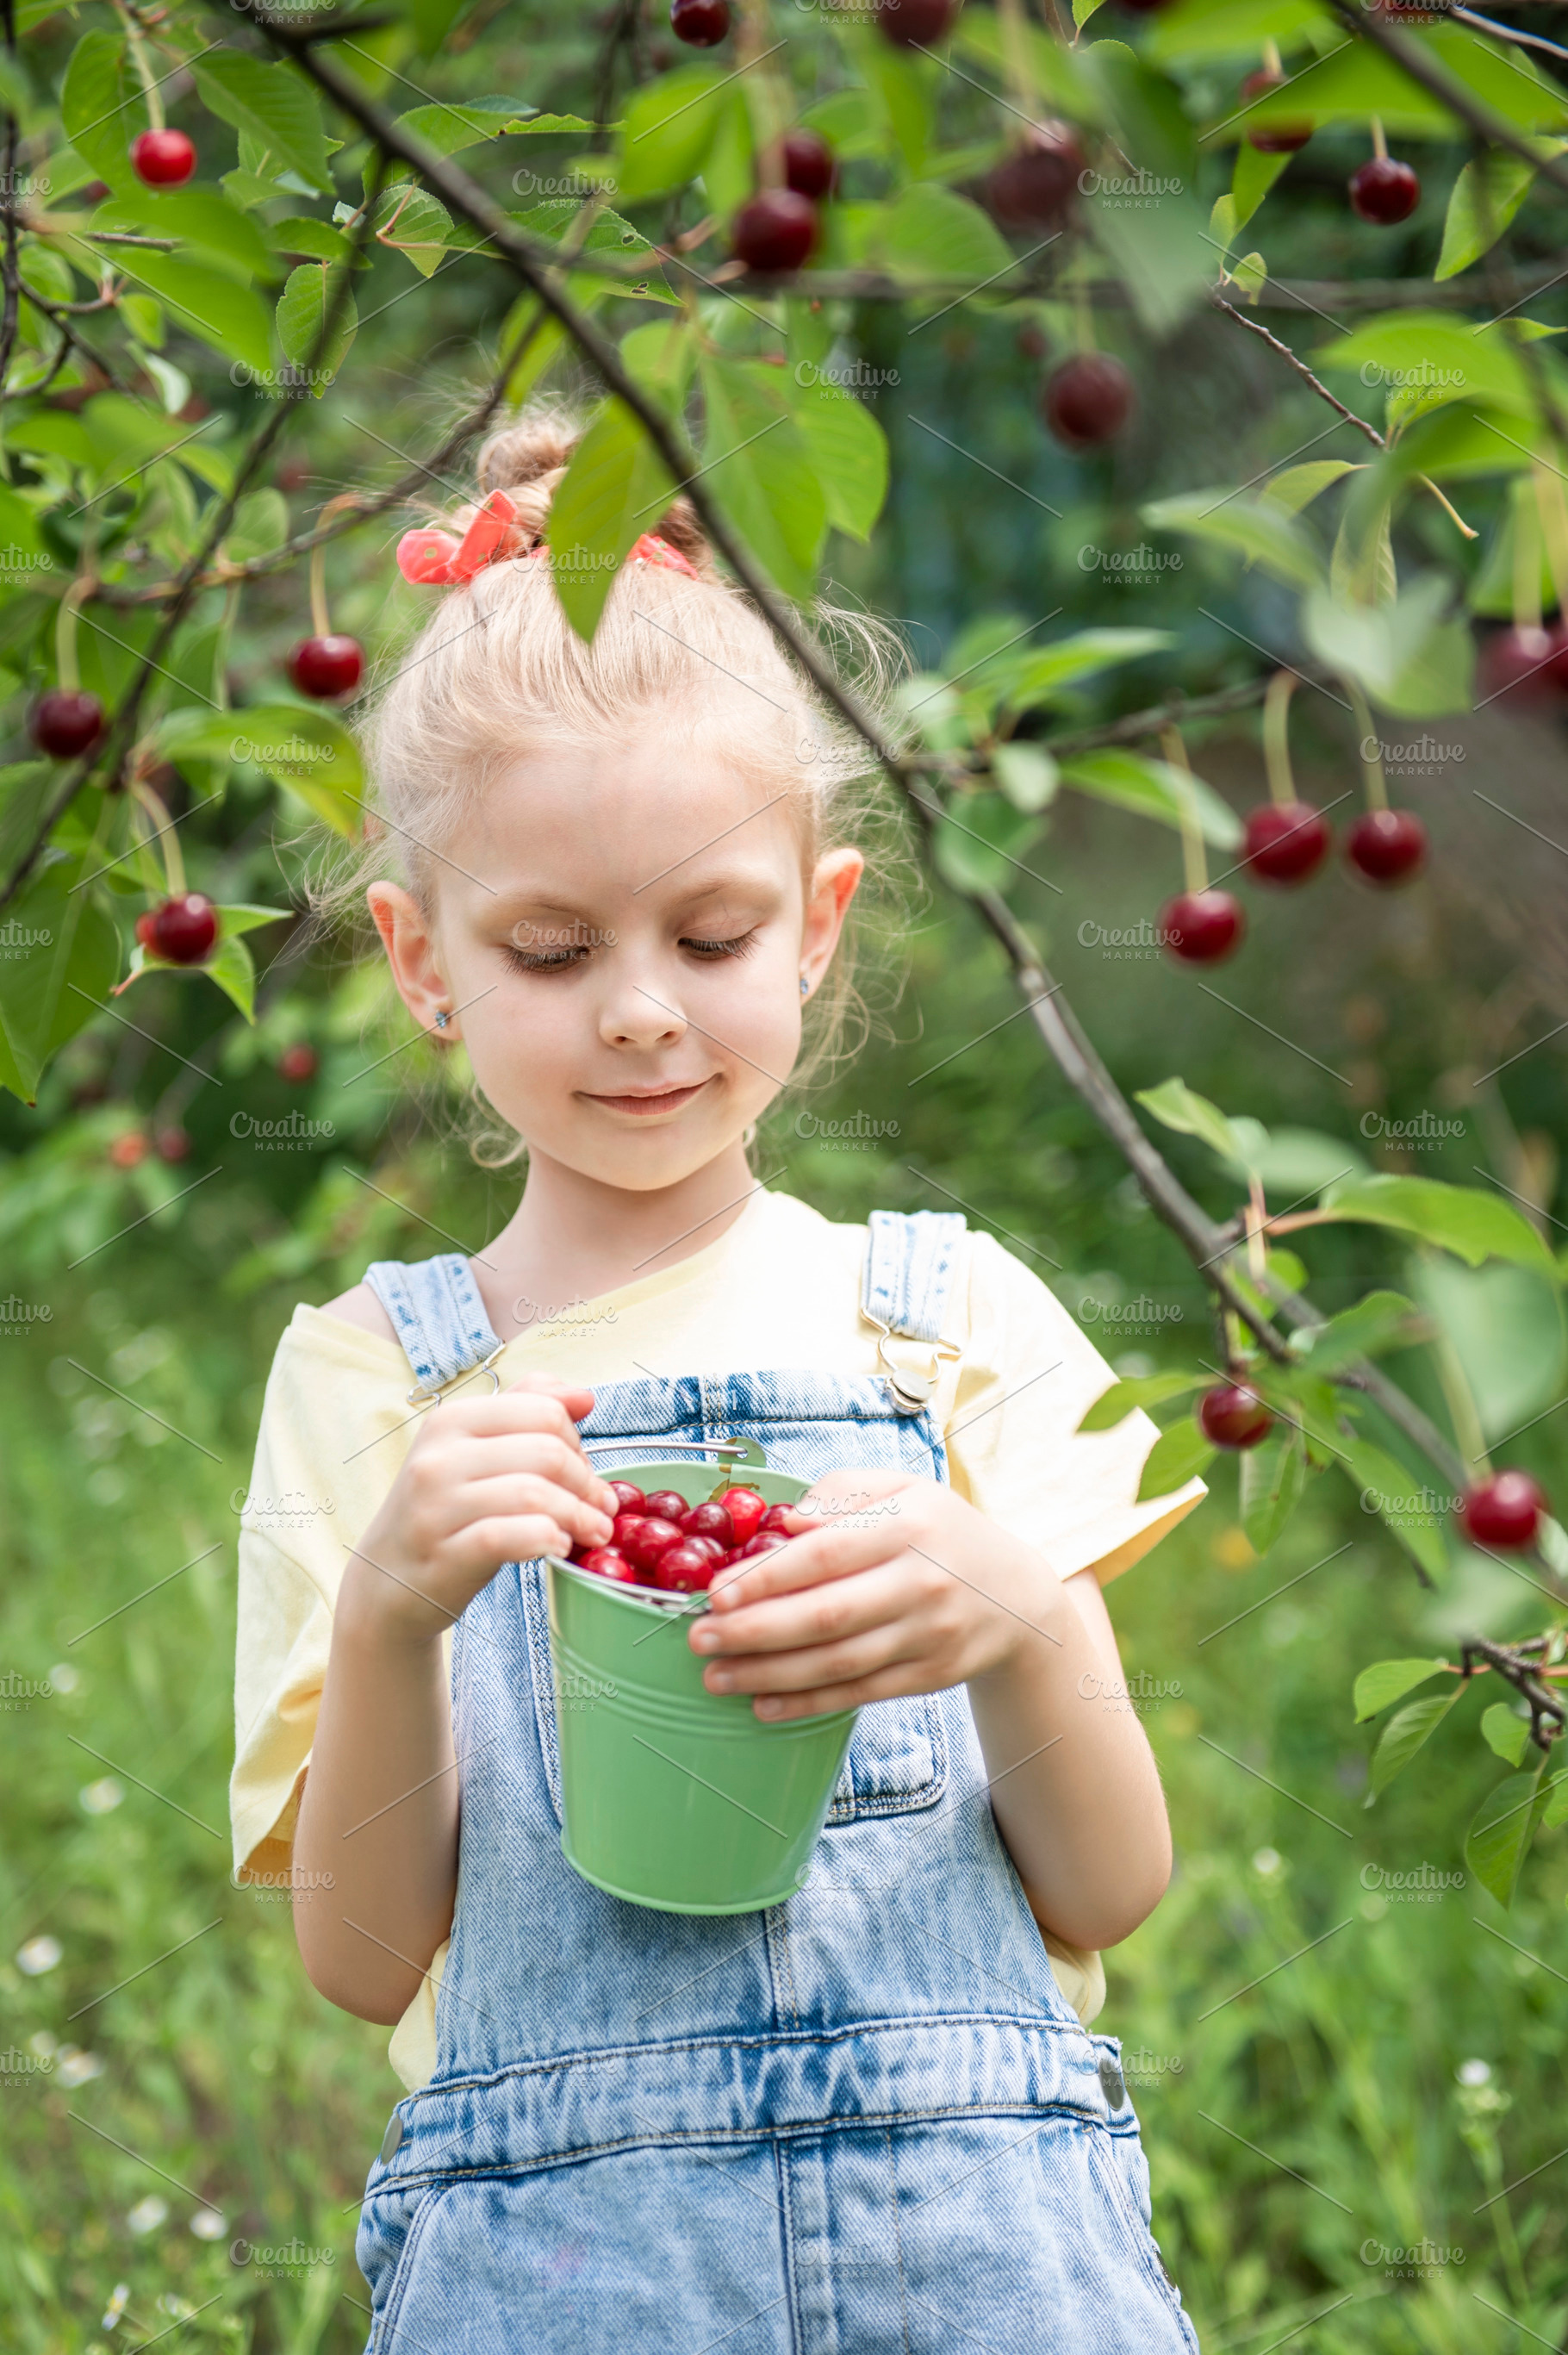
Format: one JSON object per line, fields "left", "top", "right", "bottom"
{"left": 1459, "top": 1472, "right": 1546, "bottom": 1551}
{"left": 1160, "top": 890, "right": 1244, "bottom": 964}
{"left": 686, "top": 1501, "right": 734, "bottom": 1547}
{"left": 655, "top": 1542, "right": 718, "bottom": 1592}
{"left": 1243, "top": 801, "right": 1331, "bottom": 885}
{"left": 739, "top": 1532, "right": 790, "bottom": 1560}
{"left": 625, "top": 1516, "right": 684, "bottom": 1573}
{"left": 607, "top": 1482, "right": 645, "bottom": 1516}
{"left": 644, "top": 1490, "right": 689, "bottom": 1525}
{"left": 131, "top": 128, "right": 196, "bottom": 188}
{"left": 1198, "top": 1384, "right": 1273, "bottom": 1449}
{"left": 579, "top": 1546, "right": 638, "bottom": 1583}
{"left": 718, "top": 1487, "right": 768, "bottom": 1543}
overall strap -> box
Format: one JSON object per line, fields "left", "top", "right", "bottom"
{"left": 861, "top": 1211, "right": 966, "bottom": 1414}
{"left": 363, "top": 1253, "right": 503, "bottom": 1400}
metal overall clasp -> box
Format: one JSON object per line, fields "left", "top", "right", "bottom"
{"left": 862, "top": 1313, "right": 961, "bottom": 1416}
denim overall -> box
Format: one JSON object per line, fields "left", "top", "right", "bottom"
{"left": 353, "top": 1212, "right": 1198, "bottom": 2354}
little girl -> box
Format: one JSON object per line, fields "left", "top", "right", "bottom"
{"left": 231, "top": 415, "right": 1206, "bottom": 2352}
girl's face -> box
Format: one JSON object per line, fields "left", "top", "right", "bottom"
{"left": 368, "top": 732, "right": 862, "bottom": 1193}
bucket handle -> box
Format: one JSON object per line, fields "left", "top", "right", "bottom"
{"left": 581, "top": 1435, "right": 768, "bottom": 1472}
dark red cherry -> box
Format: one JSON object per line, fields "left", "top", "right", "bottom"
{"left": 1198, "top": 1384, "right": 1273, "bottom": 1449}
{"left": 1476, "top": 623, "right": 1568, "bottom": 703}
{"left": 1042, "top": 354, "right": 1134, "bottom": 449}
{"left": 718, "top": 1486, "right": 768, "bottom": 1543}
{"left": 289, "top": 634, "right": 364, "bottom": 700}
{"left": 579, "top": 1546, "right": 638, "bottom": 1582}
{"left": 1243, "top": 801, "right": 1331, "bottom": 885}
{"left": 780, "top": 128, "right": 836, "bottom": 202}
{"left": 655, "top": 1542, "right": 717, "bottom": 1592}
{"left": 875, "top": 0, "right": 960, "bottom": 43}
{"left": 683, "top": 1535, "right": 726, "bottom": 1567}
{"left": 1160, "top": 889, "right": 1244, "bottom": 964}
{"left": 756, "top": 1504, "right": 798, "bottom": 1535}
{"left": 731, "top": 190, "right": 818, "bottom": 273}
{"left": 625, "top": 1516, "right": 684, "bottom": 1572}
{"left": 986, "top": 121, "right": 1087, "bottom": 232}
{"left": 278, "top": 1043, "right": 317, "bottom": 1083}
{"left": 131, "top": 128, "right": 196, "bottom": 188}
{"left": 30, "top": 688, "right": 105, "bottom": 759}
{"left": 1349, "top": 157, "right": 1420, "bottom": 226}
{"left": 686, "top": 1501, "right": 734, "bottom": 1547}
{"left": 670, "top": 0, "right": 729, "bottom": 41}
{"left": 607, "top": 1483, "right": 645, "bottom": 1516}
{"left": 1346, "top": 809, "right": 1425, "bottom": 886}
{"left": 1240, "top": 69, "right": 1312, "bottom": 153}
{"left": 644, "top": 1490, "right": 689, "bottom": 1525}
{"left": 1459, "top": 1471, "right": 1545, "bottom": 1551}
{"left": 135, "top": 894, "right": 218, "bottom": 965}
{"left": 154, "top": 1126, "right": 190, "bottom": 1163}
{"left": 739, "top": 1531, "right": 790, "bottom": 1560}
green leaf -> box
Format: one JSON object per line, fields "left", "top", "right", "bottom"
{"left": 1004, "top": 628, "right": 1172, "bottom": 710}
{"left": 616, "top": 65, "right": 725, "bottom": 204}
{"left": 1297, "top": 1291, "right": 1419, "bottom": 1374}
{"left": 504, "top": 113, "right": 605, "bottom": 138}
{"left": 1261, "top": 460, "right": 1360, "bottom": 517}
{"left": 1320, "top": 1173, "right": 1559, "bottom": 1277}
{"left": 163, "top": 705, "right": 363, "bottom": 837}
{"left": 384, "top": 97, "right": 520, "bottom": 167}
{"left": 0, "top": 852, "right": 121, "bottom": 1101}
{"left": 193, "top": 54, "right": 333, "bottom": 195}
{"left": 1465, "top": 1767, "right": 1552, "bottom": 1908}
{"left": 1481, "top": 1703, "right": 1533, "bottom": 1771}
{"left": 266, "top": 215, "right": 351, "bottom": 265}
{"left": 222, "top": 489, "right": 289, "bottom": 565}
{"left": 1542, "top": 1774, "right": 1568, "bottom": 1830}
{"left": 1249, "top": 1127, "right": 1366, "bottom": 1194}
{"left": 1085, "top": 188, "right": 1213, "bottom": 338}
{"left": 1229, "top": 249, "right": 1267, "bottom": 304}
{"left": 1231, "top": 135, "right": 1291, "bottom": 233}
{"left": 1353, "top": 1656, "right": 1449, "bottom": 1722}
{"left": 1240, "top": 1428, "right": 1306, "bottom": 1556}
{"left": 201, "top": 931, "right": 257, "bottom": 1022}
{"left": 370, "top": 184, "right": 451, "bottom": 277}
{"left": 1314, "top": 314, "right": 1534, "bottom": 420}
{"left": 1061, "top": 751, "right": 1243, "bottom": 849}
{"left": 89, "top": 187, "right": 272, "bottom": 280}
{"left": 110, "top": 252, "right": 272, "bottom": 375}
{"left": 1304, "top": 574, "right": 1474, "bottom": 719}
{"left": 877, "top": 182, "right": 1013, "bottom": 287}
{"left": 1142, "top": 489, "right": 1323, "bottom": 589}
{"left": 548, "top": 398, "right": 676, "bottom": 641}
{"left": 1136, "top": 1075, "right": 1249, "bottom": 1165}
{"left": 698, "top": 354, "right": 825, "bottom": 602}
{"left": 1136, "top": 1413, "right": 1216, "bottom": 1503}
{"left": 1341, "top": 1438, "right": 1449, "bottom": 1579}
{"left": 1078, "top": 1370, "right": 1208, "bottom": 1433}
{"left": 61, "top": 31, "right": 145, "bottom": 190}
{"left": 931, "top": 792, "right": 1044, "bottom": 894}
{"left": 1367, "top": 1689, "right": 1461, "bottom": 1799}
{"left": 276, "top": 264, "right": 357, "bottom": 392}
{"left": 1436, "top": 149, "right": 1545, "bottom": 283}
{"left": 700, "top": 89, "right": 756, "bottom": 225}
{"left": 790, "top": 378, "right": 888, "bottom": 543}
{"left": 215, "top": 902, "right": 290, "bottom": 939}
{"left": 1146, "top": 0, "right": 1328, "bottom": 66}
{"left": 862, "top": 34, "right": 935, "bottom": 177}
{"left": 1416, "top": 1260, "right": 1565, "bottom": 1447}
{"left": 953, "top": 9, "right": 1103, "bottom": 121}
{"left": 1240, "top": 27, "right": 1568, "bottom": 138}
{"left": 619, "top": 316, "right": 698, "bottom": 410}
{"left": 991, "top": 741, "right": 1058, "bottom": 814}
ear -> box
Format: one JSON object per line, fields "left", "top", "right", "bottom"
{"left": 365, "top": 882, "right": 456, "bottom": 1040}
{"left": 800, "top": 848, "right": 864, "bottom": 993}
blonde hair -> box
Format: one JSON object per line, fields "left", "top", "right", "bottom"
{"left": 320, "top": 403, "right": 912, "bottom": 1158}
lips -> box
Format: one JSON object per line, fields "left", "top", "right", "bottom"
{"left": 583, "top": 1081, "right": 710, "bottom": 1117}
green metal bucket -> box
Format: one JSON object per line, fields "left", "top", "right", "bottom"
{"left": 544, "top": 1445, "right": 856, "bottom": 1914}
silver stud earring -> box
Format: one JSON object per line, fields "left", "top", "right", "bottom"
{"left": 433, "top": 1009, "right": 451, "bottom": 1030}
{"left": 800, "top": 974, "right": 810, "bottom": 999}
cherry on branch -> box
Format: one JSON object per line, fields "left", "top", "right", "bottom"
{"left": 1243, "top": 801, "right": 1331, "bottom": 885}
{"left": 30, "top": 688, "right": 104, "bottom": 760}
{"left": 1160, "top": 889, "right": 1245, "bottom": 963}
{"left": 1198, "top": 1385, "right": 1273, "bottom": 1449}
{"left": 669, "top": 0, "right": 730, "bottom": 43}
{"left": 278, "top": 1044, "right": 318, "bottom": 1083}
{"left": 1476, "top": 623, "right": 1568, "bottom": 702}
{"left": 131, "top": 129, "right": 196, "bottom": 188}
{"left": 874, "top": 0, "right": 961, "bottom": 43}
{"left": 1459, "top": 1472, "right": 1546, "bottom": 1551}
{"left": 1350, "top": 157, "right": 1420, "bottom": 226}
{"left": 1345, "top": 809, "right": 1426, "bottom": 886}
{"left": 135, "top": 894, "right": 218, "bottom": 965}
{"left": 779, "top": 129, "right": 837, "bottom": 202}
{"left": 1241, "top": 70, "right": 1313, "bottom": 153}
{"left": 1042, "top": 354, "right": 1134, "bottom": 449}
{"left": 289, "top": 635, "right": 364, "bottom": 700}
{"left": 731, "top": 190, "right": 818, "bottom": 274}
{"left": 986, "top": 122, "right": 1086, "bottom": 232}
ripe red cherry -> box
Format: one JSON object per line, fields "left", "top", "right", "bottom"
{"left": 669, "top": 0, "right": 729, "bottom": 42}
{"left": 1459, "top": 1471, "right": 1546, "bottom": 1551}
{"left": 278, "top": 1043, "right": 317, "bottom": 1083}
{"left": 1346, "top": 809, "right": 1426, "bottom": 886}
{"left": 30, "top": 688, "right": 105, "bottom": 760}
{"left": 644, "top": 1489, "right": 689, "bottom": 1525}
{"left": 986, "top": 121, "right": 1086, "bottom": 232}
{"left": 875, "top": 0, "right": 959, "bottom": 43}
{"left": 131, "top": 128, "right": 196, "bottom": 188}
{"left": 612, "top": 1512, "right": 649, "bottom": 1554}
{"left": 1160, "top": 889, "right": 1244, "bottom": 964}
{"left": 1042, "top": 354, "right": 1134, "bottom": 449}
{"left": 154, "top": 1126, "right": 190, "bottom": 1163}
{"left": 718, "top": 1486, "right": 768, "bottom": 1543}
{"left": 1476, "top": 623, "right": 1568, "bottom": 703}
{"left": 655, "top": 1542, "right": 717, "bottom": 1592}
{"left": 756, "top": 1504, "right": 798, "bottom": 1535}
{"left": 1243, "top": 801, "right": 1331, "bottom": 885}
{"left": 1199, "top": 1384, "right": 1273, "bottom": 1449}
{"left": 289, "top": 634, "right": 363, "bottom": 700}
{"left": 579, "top": 1546, "right": 638, "bottom": 1582}
{"left": 135, "top": 893, "right": 218, "bottom": 965}
{"left": 731, "top": 190, "right": 818, "bottom": 274}
{"left": 740, "top": 1531, "right": 790, "bottom": 1560}
{"left": 686, "top": 1501, "right": 734, "bottom": 1547}
{"left": 608, "top": 1482, "right": 645, "bottom": 1516}
{"left": 780, "top": 129, "right": 836, "bottom": 202}
{"left": 1241, "top": 70, "right": 1312, "bottom": 153}
{"left": 1349, "top": 157, "right": 1420, "bottom": 226}
{"left": 625, "top": 1515, "right": 684, "bottom": 1572}
{"left": 108, "top": 1131, "right": 148, "bottom": 1170}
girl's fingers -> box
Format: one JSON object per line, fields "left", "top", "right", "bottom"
{"left": 441, "top": 1433, "right": 616, "bottom": 1513}
{"left": 749, "top": 1666, "right": 928, "bottom": 1723}
{"left": 704, "top": 1624, "right": 926, "bottom": 1704}
{"left": 694, "top": 1564, "right": 915, "bottom": 1660}
{"left": 455, "top": 1473, "right": 614, "bottom": 1546}
{"left": 707, "top": 1521, "right": 910, "bottom": 1613}
{"left": 457, "top": 1514, "right": 586, "bottom": 1573}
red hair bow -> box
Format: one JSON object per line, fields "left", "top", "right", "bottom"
{"left": 395, "top": 494, "right": 699, "bottom": 588}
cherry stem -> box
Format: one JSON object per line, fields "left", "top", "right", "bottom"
{"left": 1246, "top": 1175, "right": 1268, "bottom": 1283}
{"left": 1261, "top": 667, "right": 1298, "bottom": 807}
{"left": 1417, "top": 477, "right": 1478, "bottom": 541}
{"left": 1370, "top": 115, "right": 1388, "bottom": 161}
{"left": 737, "top": 0, "right": 790, "bottom": 183}
{"left": 113, "top": 0, "right": 165, "bottom": 133}
{"left": 129, "top": 769, "right": 184, "bottom": 897}
{"left": 1431, "top": 1318, "right": 1490, "bottom": 1484}
{"left": 1532, "top": 458, "right": 1568, "bottom": 621}
{"left": 1161, "top": 725, "right": 1209, "bottom": 892}
{"left": 997, "top": 0, "right": 1036, "bottom": 120}
{"left": 1346, "top": 682, "right": 1387, "bottom": 811}
{"left": 308, "top": 537, "right": 330, "bottom": 640}
{"left": 54, "top": 574, "right": 95, "bottom": 695}
{"left": 1262, "top": 38, "right": 1283, "bottom": 76}
{"left": 1513, "top": 472, "right": 1543, "bottom": 632}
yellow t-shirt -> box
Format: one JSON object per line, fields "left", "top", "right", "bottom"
{"left": 230, "top": 1187, "right": 1204, "bottom": 2088}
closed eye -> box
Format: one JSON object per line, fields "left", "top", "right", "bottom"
{"left": 504, "top": 943, "right": 590, "bottom": 974}
{"left": 681, "top": 930, "right": 759, "bottom": 960}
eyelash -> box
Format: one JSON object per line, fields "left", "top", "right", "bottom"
{"left": 502, "top": 930, "right": 760, "bottom": 975}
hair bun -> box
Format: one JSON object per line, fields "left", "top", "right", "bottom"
{"left": 470, "top": 406, "right": 713, "bottom": 577}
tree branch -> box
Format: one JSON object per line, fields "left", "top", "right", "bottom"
{"left": 1327, "top": 0, "right": 1568, "bottom": 200}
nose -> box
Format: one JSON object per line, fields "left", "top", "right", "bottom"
{"left": 597, "top": 971, "right": 688, "bottom": 1053}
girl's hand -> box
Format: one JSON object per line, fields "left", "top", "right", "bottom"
{"left": 344, "top": 1375, "right": 618, "bottom": 1645}
{"left": 688, "top": 1469, "right": 1065, "bottom": 1720}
